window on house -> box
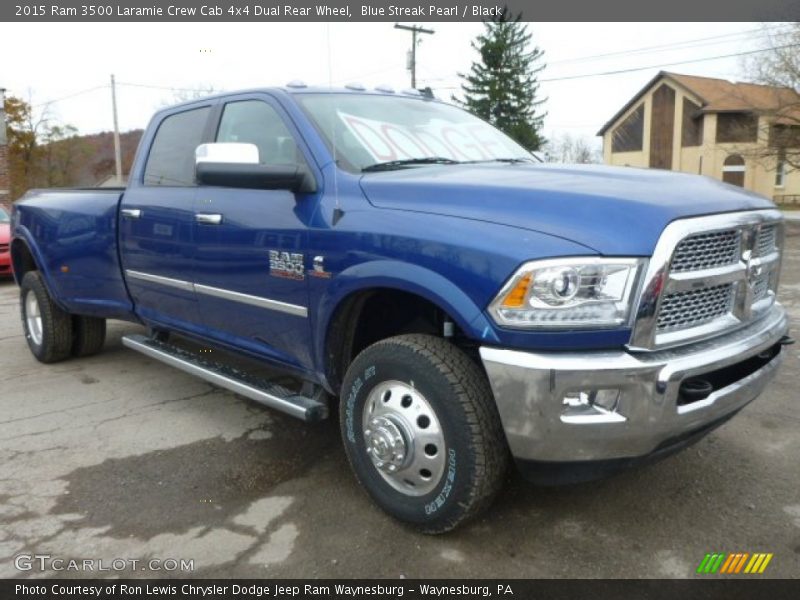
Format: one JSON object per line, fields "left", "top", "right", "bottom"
{"left": 769, "top": 124, "right": 800, "bottom": 148}
{"left": 681, "top": 98, "right": 703, "bottom": 147}
{"left": 775, "top": 153, "right": 786, "bottom": 187}
{"left": 716, "top": 113, "right": 758, "bottom": 144}
{"left": 611, "top": 104, "right": 644, "bottom": 153}
{"left": 722, "top": 154, "right": 746, "bottom": 187}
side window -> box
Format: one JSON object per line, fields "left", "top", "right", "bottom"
{"left": 144, "top": 107, "right": 210, "bottom": 186}
{"left": 216, "top": 100, "right": 300, "bottom": 166}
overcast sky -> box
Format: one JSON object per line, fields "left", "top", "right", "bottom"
{"left": 0, "top": 22, "right": 785, "bottom": 146}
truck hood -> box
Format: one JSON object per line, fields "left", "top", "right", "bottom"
{"left": 358, "top": 163, "right": 774, "bottom": 255}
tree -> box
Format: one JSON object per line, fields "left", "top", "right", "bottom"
{"left": 544, "top": 133, "right": 601, "bottom": 164}
{"left": 3, "top": 95, "right": 46, "bottom": 199}
{"left": 457, "top": 11, "right": 547, "bottom": 151}
{"left": 3, "top": 95, "right": 89, "bottom": 198}
{"left": 161, "top": 84, "right": 217, "bottom": 107}
{"left": 740, "top": 24, "right": 800, "bottom": 169}
{"left": 39, "top": 124, "right": 92, "bottom": 188}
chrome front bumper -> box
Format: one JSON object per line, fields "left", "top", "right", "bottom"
{"left": 480, "top": 303, "right": 788, "bottom": 464}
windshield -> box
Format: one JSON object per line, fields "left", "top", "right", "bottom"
{"left": 297, "top": 93, "right": 533, "bottom": 172}
{"left": 0, "top": 207, "right": 9, "bottom": 223}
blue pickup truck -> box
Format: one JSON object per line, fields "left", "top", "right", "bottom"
{"left": 10, "top": 85, "right": 790, "bottom": 533}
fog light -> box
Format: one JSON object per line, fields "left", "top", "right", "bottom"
{"left": 561, "top": 389, "right": 624, "bottom": 424}
{"left": 590, "top": 389, "right": 620, "bottom": 412}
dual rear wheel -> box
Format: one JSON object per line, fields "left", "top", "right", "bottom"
{"left": 20, "top": 271, "right": 106, "bottom": 363}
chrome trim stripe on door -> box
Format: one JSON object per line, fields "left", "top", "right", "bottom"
{"left": 194, "top": 283, "right": 308, "bottom": 317}
{"left": 125, "top": 270, "right": 194, "bottom": 292}
{"left": 124, "top": 269, "right": 308, "bottom": 318}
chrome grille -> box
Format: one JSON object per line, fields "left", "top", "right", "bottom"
{"left": 670, "top": 229, "right": 740, "bottom": 272}
{"left": 631, "top": 210, "right": 784, "bottom": 350}
{"left": 752, "top": 274, "right": 770, "bottom": 302}
{"left": 657, "top": 284, "right": 734, "bottom": 331}
{"left": 756, "top": 224, "right": 777, "bottom": 257}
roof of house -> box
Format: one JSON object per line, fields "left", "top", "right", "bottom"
{"left": 597, "top": 71, "right": 800, "bottom": 136}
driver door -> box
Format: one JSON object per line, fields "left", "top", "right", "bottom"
{"left": 192, "top": 96, "right": 316, "bottom": 370}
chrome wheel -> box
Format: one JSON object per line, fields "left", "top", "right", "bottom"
{"left": 25, "top": 290, "right": 43, "bottom": 347}
{"left": 362, "top": 380, "right": 446, "bottom": 496}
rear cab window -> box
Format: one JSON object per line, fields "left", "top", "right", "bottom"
{"left": 143, "top": 107, "right": 211, "bottom": 186}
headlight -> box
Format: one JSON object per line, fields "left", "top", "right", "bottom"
{"left": 489, "top": 257, "right": 645, "bottom": 329}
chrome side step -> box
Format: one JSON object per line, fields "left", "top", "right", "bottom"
{"left": 122, "top": 334, "right": 328, "bottom": 422}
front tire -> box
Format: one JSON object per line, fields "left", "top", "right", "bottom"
{"left": 340, "top": 334, "right": 508, "bottom": 534}
{"left": 20, "top": 271, "right": 73, "bottom": 363}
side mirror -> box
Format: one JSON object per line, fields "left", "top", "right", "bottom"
{"left": 194, "top": 143, "right": 316, "bottom": 193}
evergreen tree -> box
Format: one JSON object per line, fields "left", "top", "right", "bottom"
{"left": 457, "top": 12, "right": 547, "bottom": 151}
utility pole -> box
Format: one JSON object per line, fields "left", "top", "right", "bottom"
{"left": 0, "top": 88, "right": 7, "bottom": 145}
{"left": 110, "top": 74, "right": 122, "bottom": 184}
{"left": 394, "top": 24, "right": 434, "bottom": 89}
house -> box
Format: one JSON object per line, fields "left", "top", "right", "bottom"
{"left": 598, "top": 71, "right": 800, "bottom": 203}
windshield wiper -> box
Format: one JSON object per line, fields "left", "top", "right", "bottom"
{"left": 464, "top": 157, "right": 537, "bottom": 165}
{"left": 362, "top": 157, "right": 461, "bottom": 172}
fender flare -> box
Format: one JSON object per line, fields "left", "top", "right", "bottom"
{"left": 10, "top": 227, "right": 68, "bottom": 311}
{"left": 312, "top": 260, "right": 501, "bottom": 386}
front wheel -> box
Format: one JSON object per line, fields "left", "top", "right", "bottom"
{"left": 340, "top": 334, "right": 508, "bottom": 534}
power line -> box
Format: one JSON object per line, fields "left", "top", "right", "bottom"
{"left": 539, "top": 43, "right": 800, "bottom": 83}
{"left": 31, "top": 85, "right": 108, "bottom": 109}
{"left": 430, "top": 42, "right": 800, "bottom": 92}
{"left": 116, "top": 81, "right": 218, "bottom": 93}
{"left": 548, "top": 24, "right": 790, "bottom": 66}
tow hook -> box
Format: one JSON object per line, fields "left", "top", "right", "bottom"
{"left": 779, "top": 335, "right": 795, "bottom": 346}
{"left": 679, "top": 378, "right": 714, "bottom": 402}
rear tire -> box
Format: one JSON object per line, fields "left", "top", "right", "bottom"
{"left": 72, "top": 315, "right": 106, "bottom": 357}
{"left": 20, "top": 271, "right": 73, "bottom": 363}
{"left": 340, "top": 334, "right": 508, "bottom": 534}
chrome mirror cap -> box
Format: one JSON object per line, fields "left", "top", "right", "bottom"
{"left": 195, "top": 142, "right": 260, "bottom": 166}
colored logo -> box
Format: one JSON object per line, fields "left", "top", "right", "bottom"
{"left": 697, "top": 552, "right": 773, "bottom": 575}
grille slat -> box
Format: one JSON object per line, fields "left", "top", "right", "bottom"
{"left": 670, "top": 229, "right": 740, "bottom": 272}
{"left": 752, "top": 274, "right": 770, "bottom": 303}
{"left": 756, "top": 224, "right": 777, "bottom": 257}
{"left": 657, "top": 284, "right": 734, "bottom": 331}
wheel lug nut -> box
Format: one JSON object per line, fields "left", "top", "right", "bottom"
{"left": 388, "top": 465, "right": 397, "bottom": 472}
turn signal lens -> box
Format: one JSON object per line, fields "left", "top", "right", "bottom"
{"left": 501, "top": 273, "right": 532, "bottom": 308}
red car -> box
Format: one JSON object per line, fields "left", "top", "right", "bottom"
{"left": 0, "top": 204, "right": 11, "bottom": 278}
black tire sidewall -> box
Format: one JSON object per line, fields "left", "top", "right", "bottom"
{"left": 20, "top": 275, "right": 47, "bottom": 360}
{"left": 341, "top": 341, "right": 481, "bottom": 529}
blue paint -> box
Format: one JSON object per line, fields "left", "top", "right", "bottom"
{"left": 11, "top": 87, "right": 776, "bottom": 392}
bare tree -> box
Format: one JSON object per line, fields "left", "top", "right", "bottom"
{"left": 544, "top": 133, "right": 601, "bottom": 164}
{"left": 160, "top": 84, "right": 218, "bottom": 107}
{"left": 739, "top": 24, "right": 800, "bottom": 169}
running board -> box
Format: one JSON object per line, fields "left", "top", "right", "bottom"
{"left": 122, "top": 334, "right": 328, "bottom": 422}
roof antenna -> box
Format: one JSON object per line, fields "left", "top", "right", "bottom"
{"left": 326, "top": 22, "right": 344, "bottom": 227}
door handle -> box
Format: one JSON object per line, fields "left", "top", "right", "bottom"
{"left": 121, "top": 208, "right": 142, "bottom": 219}
{"left": 195, "top": 213, "right": 223, "bottom": 225}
